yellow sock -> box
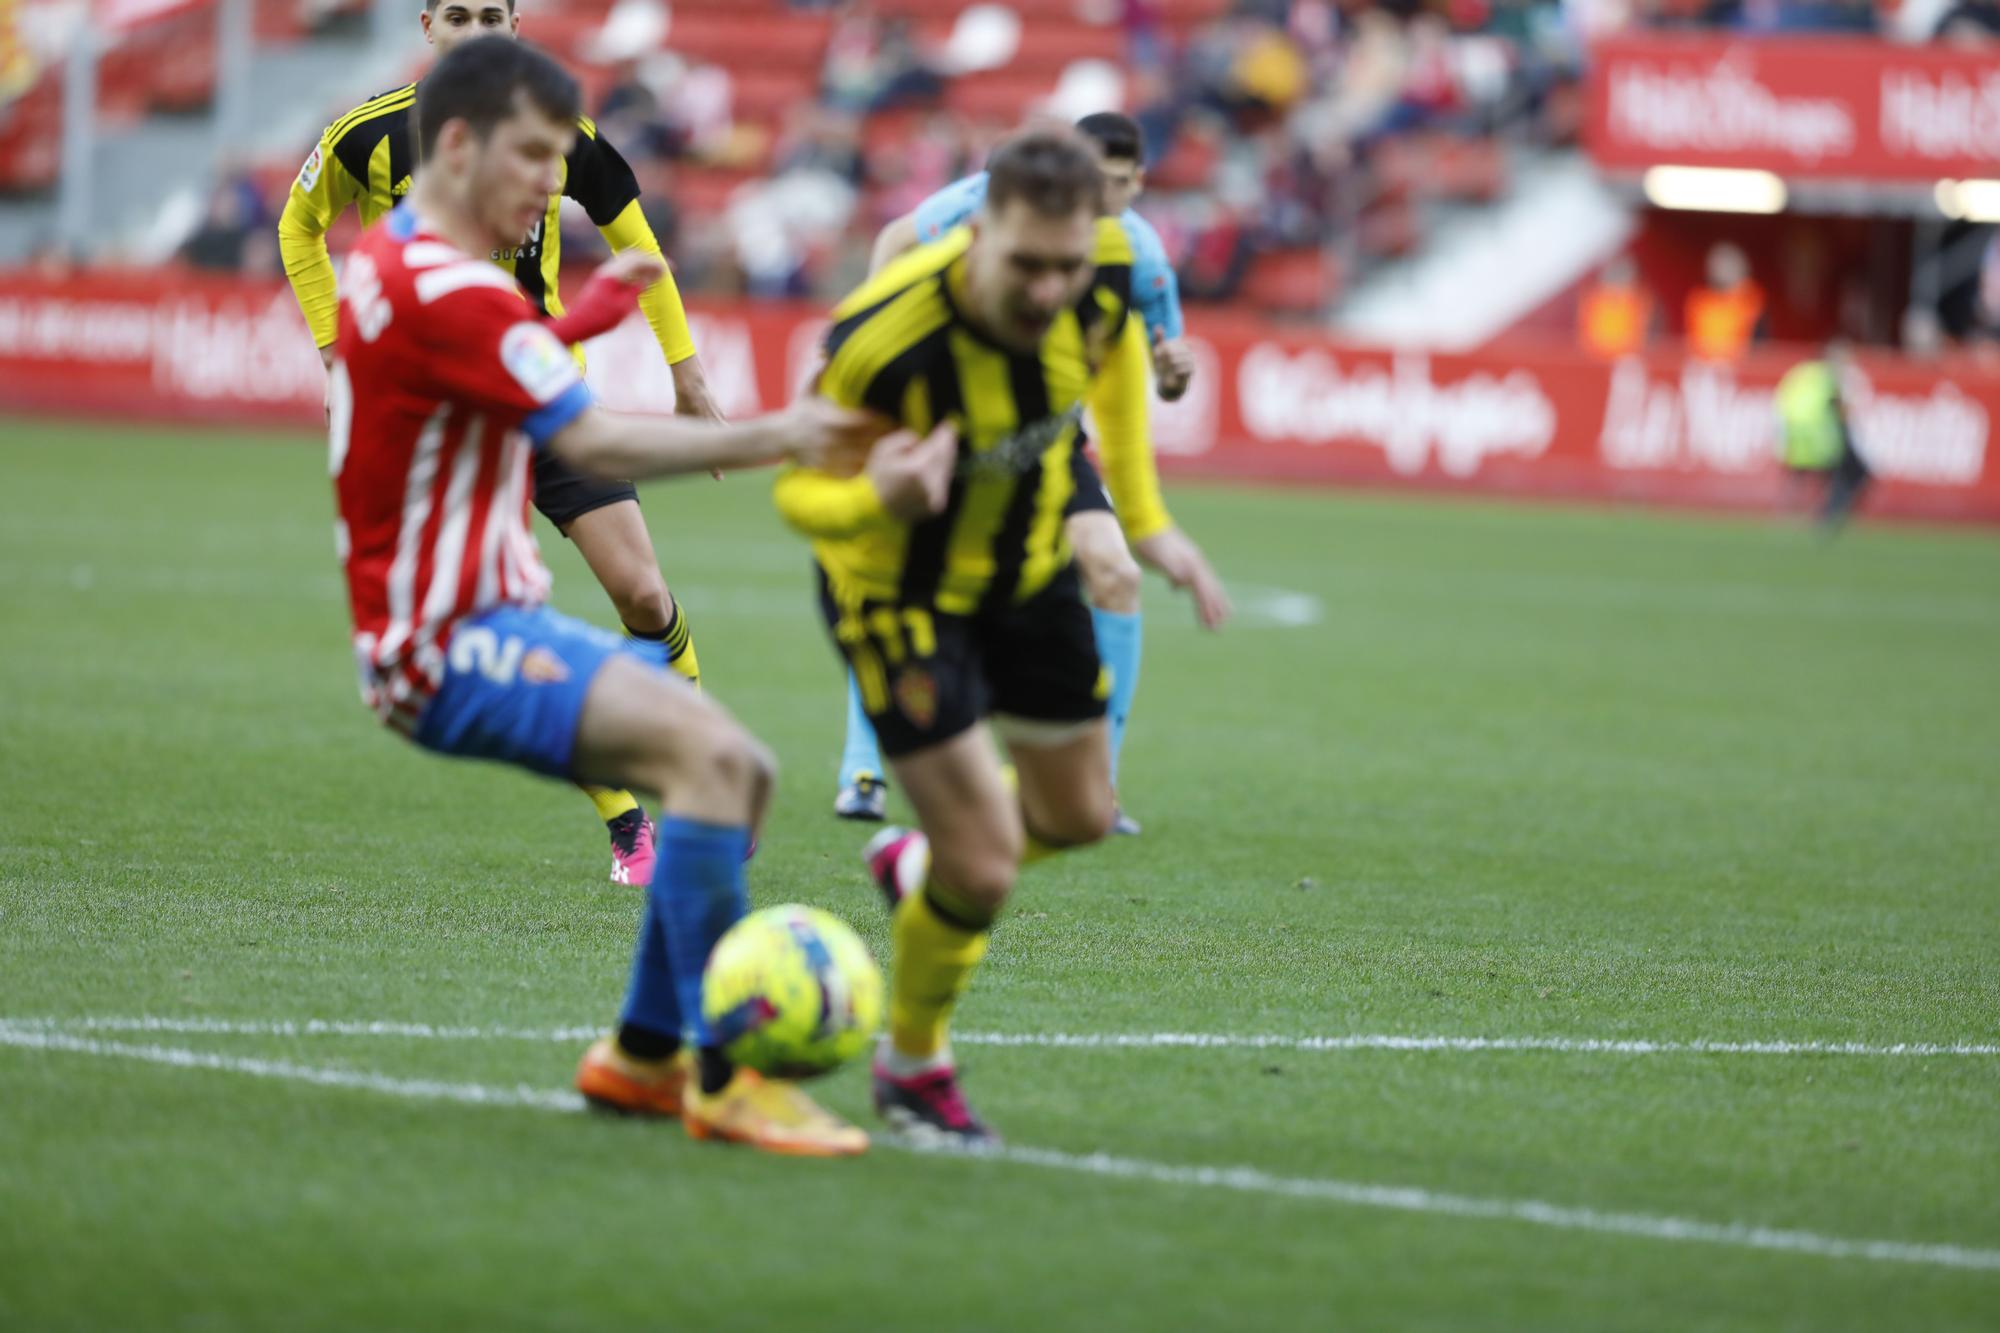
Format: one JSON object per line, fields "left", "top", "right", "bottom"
{"left": 582, "top": 785, "right": 640, "bottom": 823}
{"left": 888, "top": 885, "right": 991, "bottom": 1060}
{"left": 1021, "top": 834, "right": 1060, "bottom": 868}
{"left": 626, "top": 603, "right": 700, "bottom": 689}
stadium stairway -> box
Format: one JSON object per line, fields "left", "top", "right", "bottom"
{"left": 1331, "top": 146, "right": 1634, "bottom": 351}
{"left": 0, "top": 4, "right": 418, "bottom": 263}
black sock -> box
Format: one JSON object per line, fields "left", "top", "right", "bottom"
{"left": 697, "top": 1044, "right": 734, "bottom": 1095}
{"left": 617, "top": 1022, "right": 680, "bottom": 1062}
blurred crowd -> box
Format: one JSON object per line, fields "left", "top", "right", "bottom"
{"left": 159, "top": 0, "right": 2000, "bottom": 330}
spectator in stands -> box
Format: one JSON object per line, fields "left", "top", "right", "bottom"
{"left": 597, "top": 72, "right": 683, "bottom": 165}
{"left": 1775, "top": 341, "right": 1871, "bottom": 531}
{"left": 1934, "top": 0, "right": 2000, "bottom": 43}
{"left": 182, "top": 171, "right": 277, "bottom": 276}
{"left": 1685, "top": 242, "right": 1765, "bottom": 361}
{"left": 1728, "top": 0, "right": 1877, "bottom": 32}
{"left": 819, "top": 5, "right": 942, "bottom": 115}
{"left": 1579, "top": 255, "right": 1654, "bottom": 358}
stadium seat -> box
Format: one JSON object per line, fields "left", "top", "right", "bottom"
{"left": 1240, "top": 245, "right": 1341, "bottom": 315}
{"left": 666, "top": 11, "right": 832, "bottom": 72}
{"left": 0, "top": 69, "right": 62, "bottom": 192}
{"left": 943, "top": 69, "right": 1053, "bottom": 122}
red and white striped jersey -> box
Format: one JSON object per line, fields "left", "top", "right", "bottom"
{"left": 329, "top": 205, "right": 593, "bottom": 732}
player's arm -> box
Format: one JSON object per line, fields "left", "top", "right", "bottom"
{"left": 868, "top": 172, "right": 988, "bottom": 276}
{"left": 277, "top": 128, "right": 363, "bottom": 364}
{"left": 772, "top": 421, "right": 956, "bottom": 535}
{"left": 1090, "top": 315, "right": 1230, "bottom": 629}
{"left": 773, "top": 307, "right": 955, "bottom": 533}
{"left": 1125, "top": 212, "right": 1194, "bottom": 402}
{"left": 549, "top": 397, "right": 881, "bottom": 480}
{"left": 570, "top": 123, "right": 720, "bottom": 420}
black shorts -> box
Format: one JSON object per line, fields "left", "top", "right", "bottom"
{"left": 819, "top": 565, "right": 1108, "bottom": 759}
{"left": 1064, "top": 446, "right": 1113, "bottom": 518}
{"left": 533, "top": 449, "right": 639, "bottom": 533}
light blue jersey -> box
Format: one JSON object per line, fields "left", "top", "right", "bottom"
{"left": 910, "top": 171, "right": 1184, "bottom": 341}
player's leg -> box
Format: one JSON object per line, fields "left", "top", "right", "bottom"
{"left": 533, "top": 451, "right": 697, "bottom": 884}
{"left": 834, "top": 669, "right": 890, "bottom": 821}
{"left": 1066, "top": 451, "right": 1145, "bottom": 835}
{"left": 567, "top": 653, "right": 865, "bottom": 1156}
{"left": 1006, "top": 719, "right": 1116, "bottom": 862}
{"left": 823, "top": 584, "right": 1010, "bottom": 1143}
{"left": 1066, "top": 508, "right": 1143, "bottom": 833}
{"left": 994, "top": 564, "right": 1118, "bottom": 859}
{"left": 564, "top": 500, "right": 701, "bottom": 685}
{"left": 865, "top": 565, "right": 1115, "bottom": 905}
{"left": 1820, "top": 434, "right": 1872, "bottom": 532}
{"left": 871, "top": 725, "right": 1019, "bottom": 1145}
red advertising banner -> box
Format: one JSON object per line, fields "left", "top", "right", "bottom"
{"left": 1584, "top": 34, "right": 2000, "bottom": 182}
{"left": 3, "top": 269, "right": 1998, "bottom": 523}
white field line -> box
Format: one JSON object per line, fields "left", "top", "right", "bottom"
{"left": 5, "top": 1015, "right": 1997, "bottom": 1058}
{"left": 0, "top": 1024, "right": 581, "bottom": 1111}
{"left": 2, "top": 1022, "right": 1996, "bottom": 1275}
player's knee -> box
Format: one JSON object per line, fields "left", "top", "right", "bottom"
{"left": 1033, "top": 788, "right": 1115, "bottom": 850}
{"left": 1080, "top": 543, "right": 1142, "bottom": 614}
{"left": 641, "top": 700, "right": 767, "bottom": 805}
{"left": 690, "top": 719, "right": 770, "bottom": 802}
{"left": 611, "top": 579, "right": 674, "bottom": 637}
{"left": 930, "top": 839, "right": 1020, "bottom": 915}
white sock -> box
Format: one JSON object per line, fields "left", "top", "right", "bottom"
{"left": 878, "top": 1036, "right": 953, "bottom": 1078}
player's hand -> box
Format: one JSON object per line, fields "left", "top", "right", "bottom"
{"left": 601, "top": 250, "right": 668, "bottom": 290}
{"left": 669, "top": 356, "right": 727, "bottom": 477}
{"left": 1151, "top": 328, "right": 1195, "bottom": 402}
{"left": 545, "top": 253, "right": 663, "bottom": 344}
{"left": 1134, "top": 526, "right": 1230, "bottom": 630}
{"left": 780, "top": 396, "right": 882, "bottom": 472}
{"left": 672, "top": 361, "right": 723, "bottom": 423}
{"left": 868, "top": 422, "right": 957, "bottom": 520}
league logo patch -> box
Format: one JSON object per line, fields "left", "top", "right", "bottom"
{"left": 521, "top": 647, "right": 571, "bottom": 684}
{"left": 894, "top": 666, "right": 938, "bottom": 729}
{"left": 499, "top": 323, "right": 579, "bottom": 404}
{"left": 298, "top": 147, "right": 323, "bottom": 192}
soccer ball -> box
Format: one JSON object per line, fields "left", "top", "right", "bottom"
{"left": 701, "top": 904, "right": 883, "bottom": 1079}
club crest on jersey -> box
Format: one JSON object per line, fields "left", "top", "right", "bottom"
{"left": 298, "top": 147, "right": 323, "bottom": 191}
{"left": 894, "top": 666, "right": 938, "bottom": 729}
{"left": 521, "top": 647, "right": 571, "bottom": 684}
{"left": 500, "top": 323, "right": 577, "bottom": 404}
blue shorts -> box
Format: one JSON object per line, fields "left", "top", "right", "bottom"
{"left": 412, "top": 604, "right": 671, "bottom": 778}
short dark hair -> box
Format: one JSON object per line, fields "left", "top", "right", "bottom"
{"left": 414, "top": 36, "right": 577, "bottom": 161}
{"left": 424, "top": 0, "right": 516, "bottom": 13}
{"left": 1074, "top": 112, "right": 1143, "bottom": 165}
{"left": 984, "top": 129, "right": 1104, "bottom": 221}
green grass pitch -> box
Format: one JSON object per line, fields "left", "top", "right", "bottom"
{"left": 2, "top": 421, "right": 1997, "bottom": 1330}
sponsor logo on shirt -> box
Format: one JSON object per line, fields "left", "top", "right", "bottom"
{"left": 963, "top": 404, "right": 1084, "bottom": 479}
{"left": 500, "top": 322, "right": 579, "bottom": 404}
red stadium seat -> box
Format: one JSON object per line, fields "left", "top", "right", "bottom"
{"left": 1240, "top": 246, "right": 1342, "bottom": 315}
{"left": 943, "top": 70, "right": 1053, "bottom": 122}
{"left": 666, "top": 11, "right": 832, "bottom": 73}
{"left": 0, "top": 69, "right": 63, "bottom": 192}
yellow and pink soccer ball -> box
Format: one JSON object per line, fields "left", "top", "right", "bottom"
{"left": 701, "top": 904, "right": 883, "bottom": 1079}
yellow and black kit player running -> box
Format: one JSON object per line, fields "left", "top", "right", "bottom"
{"left": 774, "top": 218, "right": 1149, "bottom": 757}
{"left": 278, "top": 82, "right": 699, "bottom": 530}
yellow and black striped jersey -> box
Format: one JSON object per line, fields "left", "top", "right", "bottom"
{"left": 277, "top": 81, "right": 695, "bottom": 364}
{"left": 775, "top": 217, "right": 1147, "bottom": 616}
